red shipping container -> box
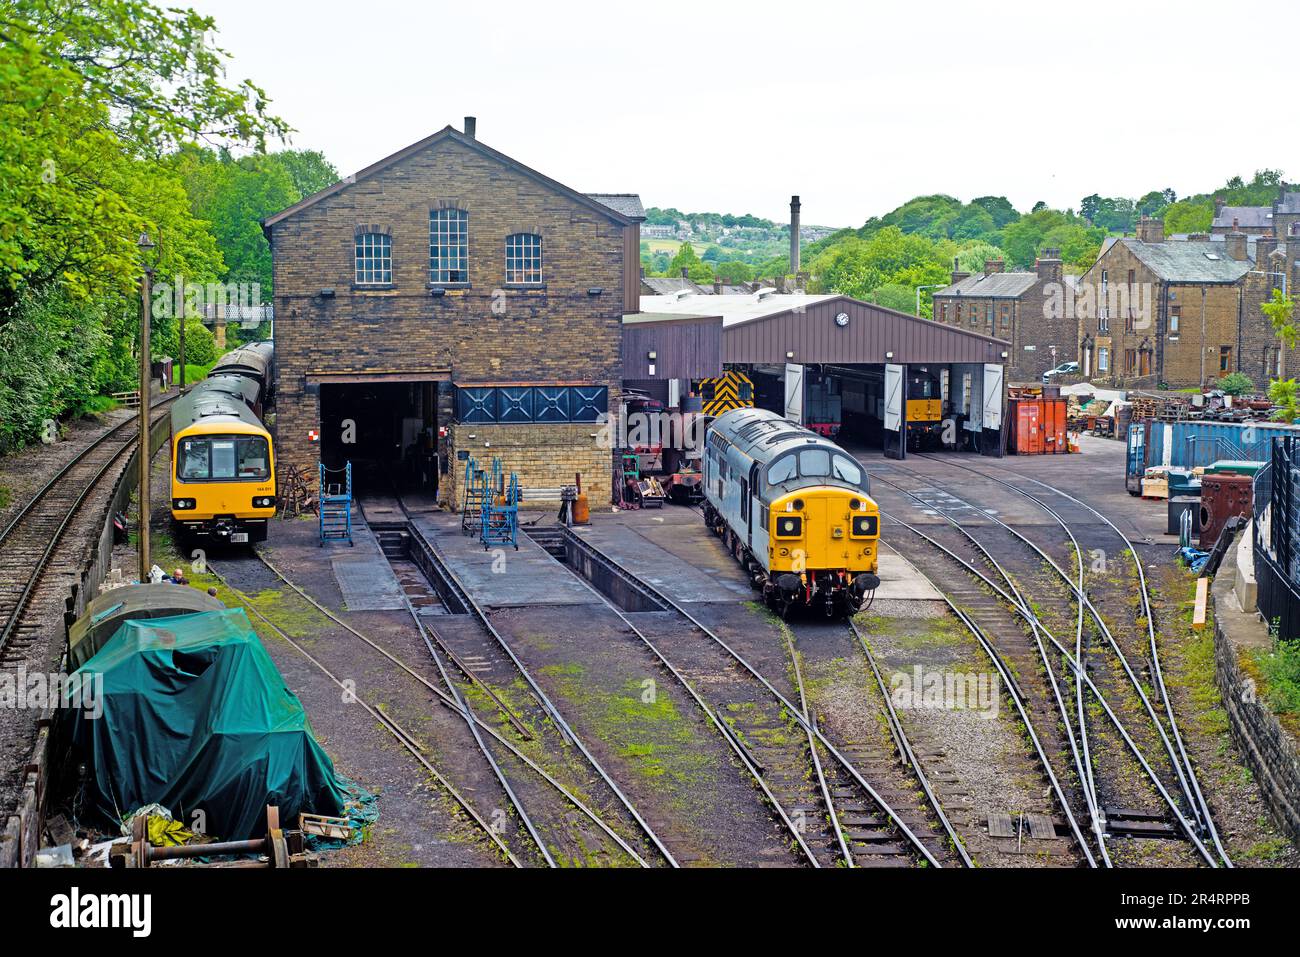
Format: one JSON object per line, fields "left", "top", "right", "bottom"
{"left": 1198, "top": 474, "right": 1253, "bottom": 548}
{"left": 1008, "top": 397, "right": 1069, "bottom": 454}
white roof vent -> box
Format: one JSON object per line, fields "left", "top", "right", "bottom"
{"left": 755, "top": 287, "right": 777, "bottom": 301}
{"left": 672, "top": 288, "right": 692, "bottom": 301}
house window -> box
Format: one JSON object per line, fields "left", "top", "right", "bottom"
{"left": 505, "top": 233, "right": 542, "bottom": 284}
{"left": 354, "top": 232, "right": 392, "bottom": 285}
{"left": 1099, "top": 315, "right": 1109, "bottom": 332}
{"left": 1001, "top": 306, "right": 1010, "bottom": 328}
{"left": 955, "top": 303, "right": 962, "bottom": 323}
{"left": 1169, "top": 306, "right": 1180, "bottom": 333}
{"left": 940, "top": 302, "right": 948, "bottom": 322}
{"left": 430, "top": 208, "right": 468, "bottom": 283}
{"left": 1220, "top": 346, "right": 1233, "bottom": 374}
{"left": 1098, "top": 347, "right": 1110, "bottom": 372}
{"left": 1124, "top": 349, "right": 1136, "bottom": 374}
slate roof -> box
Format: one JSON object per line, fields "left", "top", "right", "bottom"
{"left": 1120, "top": 238, "right": 1253, "bottom": 283}
{"left": 263, "top": 126, "right": 638, "bottom": 232}
{"left": 1213, "top": 205, "right": 1273, "bottom": 232}
{"left": 934, "top": 272, "right": 1039, "bottom": 299}
{"left": 641, "top": 277, "right": 705, "bottom": 296}
{"left": 586, "top": 193, "right": 646, "bottom": 220}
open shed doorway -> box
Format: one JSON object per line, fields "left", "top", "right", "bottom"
{"left": 319, "top": 380, "right": 438, "bottom": 496}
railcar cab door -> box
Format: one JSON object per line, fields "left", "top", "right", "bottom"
{"left": 740, "top": 461, "right": 761, "bottom": 549}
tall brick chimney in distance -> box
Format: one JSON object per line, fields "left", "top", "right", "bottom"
{"left": 790, "top": 195, "right": 801, "bottom": 275}
{"left": 1214, "top": 196, "right": 1225, "bottom": 217}
{"left": 464, "top": 116, "right": 476, "bottom": 139}
{"left": 1136, "top": 215, "right": 1164, "bottom": 244}
{"left": 951, "top": 256, "right": 970, "bottom": 286}
{"left": 1225, "top": 220, "right": 1248, "bottom": 262}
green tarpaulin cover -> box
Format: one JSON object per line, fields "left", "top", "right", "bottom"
{"left": 64, "top": 607, "right": 349, "bottom": 840}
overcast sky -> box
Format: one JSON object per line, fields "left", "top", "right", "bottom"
{"left": 191, "top": 0, "right": 1299, "bottom": 228}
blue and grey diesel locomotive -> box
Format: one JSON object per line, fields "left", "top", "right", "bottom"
{"left": 702, "top": 407, "right": 881, "bottom": 617}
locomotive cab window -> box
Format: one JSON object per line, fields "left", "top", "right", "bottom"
{"left": 831, "top": 455, "right": 862, "bottom": 485}
{"left": 767, "top": 454, "right": 796, "bottom": 485}
{"left": 177, "top": 435, "right": 270, "bottom": 482}
{"left": 797, "top": 448, "right": 830, "bottom": 477}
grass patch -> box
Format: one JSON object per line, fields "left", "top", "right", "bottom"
{"left": 79, "top": 395, "right": 120, "bottom": 416}
{"left": 0, "top": 485, "right": 9, "bottom": 510}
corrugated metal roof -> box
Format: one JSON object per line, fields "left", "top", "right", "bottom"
{"left": 640, "top": 292, "right": 839, "bottom": 327}
{"left": 934, "top": 272, "right": 1039, "bottom": 299}
{"left": 586, "top": 193, "right": 646, "bottom": 219}
{"left": 1121, "top": 238, "right": 1253, "bottom": 283}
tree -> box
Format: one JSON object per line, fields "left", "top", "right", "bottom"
{"left": 714, "top": 260, "right": 754, "bottom": 283}
{"left": 1262, "top": 289, "right": 1297, "bottom": 418}
{"left": 0, "top": 0, "right": 285, "bottom": 449}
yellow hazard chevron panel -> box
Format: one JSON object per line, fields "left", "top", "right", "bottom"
{"left": 697, "top": 370, "right": 754, "bottom": 416}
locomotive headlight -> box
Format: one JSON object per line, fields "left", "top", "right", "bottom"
{"left": 851, "top": 515, "right": 879, "bottom": 538}
{"left": 172, "top": 498, "right": 195, "bottom": 510}
{"left": 252, "top": 496, "right": 276, "bottom": 508}
{"left": 775, "top": 516, "right": 803, "bottom": 538}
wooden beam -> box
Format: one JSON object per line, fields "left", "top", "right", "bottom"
{"left": 1192, "top": 576, "right": 1210, "bottom": 630}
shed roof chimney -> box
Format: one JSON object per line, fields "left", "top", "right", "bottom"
{"left": 464, "top": 116, "right": 477, "bottom": 139}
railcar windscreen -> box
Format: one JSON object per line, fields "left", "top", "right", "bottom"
{"left": 178, "top": 435, "right": 270, "bottom": 481}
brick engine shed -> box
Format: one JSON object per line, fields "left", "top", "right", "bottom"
{"left": 262, "top": 118, "right": 642, "bottom": 507}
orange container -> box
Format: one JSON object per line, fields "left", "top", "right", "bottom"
{"left": 1008, "top": 397, "right": 1069, "bottom": 454}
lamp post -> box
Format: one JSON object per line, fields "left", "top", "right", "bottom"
{"left": 138, "top": 233, "right": 155, "bottom": 582}
{"left": 915, "top": 283, "right": 946, "bottom": 317}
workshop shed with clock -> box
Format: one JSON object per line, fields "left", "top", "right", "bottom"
{"left": 630, "top": 292, "right": 1010, "bottom": 457}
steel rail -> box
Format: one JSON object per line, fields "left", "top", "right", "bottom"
{"left": 521, "top": 528, "right": 822, "bottom": 867}
{"left": 871, "top": 469, "right": 1112, "bottom": 864}
{"left": 0, "top": 397, "right": 179, "bottom": 654}
{"left": 892, "top": 460, "right": 1200, "bottom": 831}
{"left": 206, "top": 563, "right": 523, "bottom": 867}
{"left": 403, "top": 518, "right": 681, "bottom": 867}
{"left": 250, "top": 549, "right": 655, "bottom": 867}
{"left": 784, "top": 628, "right": 853, "bottom": 866}
{"left": 877, "top": 540, "right": 1096, "bottom": 865}
{"left": 911, "top": 454, "right": 1230, "bottom": 866}
{"left": 845, "top": 618, "right": 975, "bottom": 868}
{"left": 881, "top": 511, "right": 1218, "bottom": 866}
{"left": 562, "top": 530, "right": 946, "bottom": 867}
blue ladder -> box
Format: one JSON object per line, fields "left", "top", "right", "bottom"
{"left": 460, "top": 456, "right": 485, "bottom": 535}
{"left": 319, "top": 462, "right": 353, "bottom": 546}
{"left": 479, "top": 457, "right": 519, "bottom": 550}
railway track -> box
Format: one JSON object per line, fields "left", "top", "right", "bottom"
{"left": 911, "top": 454, "right": 1230, "bottom": 863}
{"left": 544, "top": 525, "right": 962, "bottom": 868}
{"left": 211, "top": 489, "right": 689, "bottom": 867}
{"left": 384, "top": 506, "right": 675, "bottom": 867}
{"left": 871, "top": 457, "right": 1225, "bottom": 866}
{"left": 0, "top": 397, "right": 176, "bottom": 665}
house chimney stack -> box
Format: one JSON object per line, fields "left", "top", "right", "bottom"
{"left": 984, "top": 259, "right": 1004, "bottom": 276}
{"left": 1225, "top": 225, "right": 1248, "bottom": 262}
{"left": 680, "top": 267, "right": 689, "bottom": 279}
{"left": 789, "top": 195, "right": 801, "bottom": 275}
{"left": 464, "top": 116, "right": 477, "bottom": 139}
{"left": 950, "top": 256, "right": 970, "bottom": 286}
{"left": 1036, "top": 248, "right": 1063, "bottom": 281}
{"left": 1136, "top": 215, "right": 1164, "bottom": 244}
{"left": 713, "top": 276, "right": 723, "bottom": 294}
{"left": 1214, "top": 196, "right": 1225, "bottom": 217}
